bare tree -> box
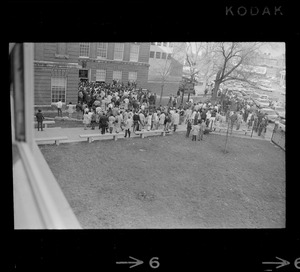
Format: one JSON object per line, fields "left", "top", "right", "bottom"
{"left": 149, "top": 43, "right": 185, "bottom": 104}
{"left": 184, "top": 42, "right": 221, "bottom": 100}
{"left": 210, "top": 42, "right": 265, "bottom": 102}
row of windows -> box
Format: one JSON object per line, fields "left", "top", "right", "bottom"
{"left": 151, "top": 42, "right": 174, "bottom": 47}
{"left": 95, "top": 69, "right": 137, "bottom": 82}
{"left": 51, "top": 70, "right": 138, "bottom": 103}
{"left": 149, "top": 51, "right": 171, "bottom": 60}
{"left": 79, "top": 43, "right": 139, "bottom": 62}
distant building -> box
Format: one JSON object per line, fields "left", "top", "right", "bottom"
{"left": 33, "top": 43, "right": 150, "bottom": 106}
{"left": 252, "top": 52, "right": 285, "bottom": 79}
{"left": 147, "top": 42, "right": 185, "bottom": 96}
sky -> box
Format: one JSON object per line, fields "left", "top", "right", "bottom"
{"left": 259, "top": 42, "right": 285, "bottom": 57}
{"left": 187, "top": 42, "right": 285, "bottom": 58}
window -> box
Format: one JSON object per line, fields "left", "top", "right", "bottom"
{"left": 163, "top": 42, "right": 167, "bottom": 47}
{"left": 130, "top": 44, "right": 139, "bottom": 62}
{"left": 156, "top": 52, "right": 161, "bottom": 59}
{"left": 79, "top": 69, "right": 88, "bottom": 79}
{"left": 151, "top": 42, "right": 156, "bottom": 45}
{"left": 51, "top": 77, "right": 66, "bottom": 103}
{"left": 79, "top": 43, "right": 90, "bottom": 57}
{"left": 56, "top": 43, "right": 67, "bottom": 55}
{"left": 113, "top": 70, "right": 122, "bottom": 81}
{"left": 114, "top": 43, "right": 124, "bottom": 60}
{"left": 97, "top": 43, "right": 107, "bottom": 58}
{"left": 128, "top": 71, "right": 137, "bottom": 82}
{"left": 157, "top": 42, "right": 161, "bottom": 46}
{"left": 167, "top": 53, "right": 172, "bottom": 59}
{"left": 96, "top": 69, "right": 106, "bottom": 82}
{"left": 161, "top": 52, "right": 167, "bottom": 59}
{"left": 149, "top": 51, "right": 155, "bottom": 58}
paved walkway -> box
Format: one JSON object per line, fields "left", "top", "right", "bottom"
{"left": 34, "top": 122, "right": 274, "bottom": 145}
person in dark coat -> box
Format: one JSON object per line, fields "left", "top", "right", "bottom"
{"left": 99, "top": 113, "right": 108, "bottom": 134}
{"left": 186, "top": 119, "right": 192, "bottom": 138}
{"left": 35, "top": 109, "right": 44, "bottom": 131}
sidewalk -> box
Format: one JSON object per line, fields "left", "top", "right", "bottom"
{"left": 34, "top": 122, "right": 273, "bottom": 145}
{"left": 34, "top": 124, "right": 188, "bottom": 144}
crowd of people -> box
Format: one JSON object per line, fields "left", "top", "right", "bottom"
{"left": 43, "top": 80, "right": 271, "bottom": 140}
{"left": 76, "top": 80, "right": 157, "bottom": 113}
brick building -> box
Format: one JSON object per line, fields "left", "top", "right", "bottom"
{"left": 147, "top": 42, "right": 185, "bottom": 97}
{"left": 33, "top": 43, "right": 150, "bottom": 106}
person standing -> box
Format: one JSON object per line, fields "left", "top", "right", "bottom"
{"left": 133, "top": 111, "right": 141, "bottom": 133}
{"left": 198, "top": 119, "right": 206, "bottom": 141}
{"left": 146, "top": 112, "right": 152, "bottom": 131}
{"left": 206, "top": 109, "right": 211, "bottom": 127}
{"left": 191, "top": 110, "right": 196, "bottom": 125}
{"left": 76, "top": 102, "right": 83, "bottom": 120}
{"left": 186, "top": 118, "right": 192, "bottom": 138}
{"left": 172, "top": 110, "right": 180, "bottom": 132}
{"left": 67, "top": 102, "right": 75, "bottom": 119}
{"left": 99, "top": 113, "right": 108, "bottom": 134}
{"left": 209, "top": 109, "right": 216, "bottom": 130}
{"left": 108, "top": 114, "right": 116, "bottom": 133}
{"left": 90, "top": 109, "right": 97, "bottom": 130}
{"left": 185, "top": 107, "right": 192, "bottom": 124}
{"left": 179, "top": 108, "right": 184, "bottom": 125}
{"left": 152, "top": 111, "right": 158, "bottom": 130}
{"left": 83, "top": 110, "right": 90, "bottom": 130}
{"left": 164, "top": 112, "right": 172, "bottom": 132}
{"left": 159, "top": 111, "right": 165, "bottom": 130}
{"left": 258, "top": 116, "right": 266, "bottom": 136}
{"left": 114, "top": 112, "right": 122, "bottom": 133}
{"left": 35, "top": 109, "right": 44, "bottom": 131}
{"left": 229, "top": 111, "right": 237, "bottom": 133}
{"left": 139, "top": 111, "right": 145, "bottom": 130}
{"left": 56, "top": 100, "right": 63, "bottom": 117}
{"left": 263, "top": 114, "right": 269, "bottom": 133}
{"left": 247, "top": 111, "right": 254, "bottom": 129}
{"left": 193, "top": 110, "right": 199, "bottom": 125}
{"left": 191, "top": 122, "right": 200, "bottom": 141}
{"left": 200, "top": 108, "right": 207, "bottom": 122}
{"left": 124, "top": 96, "right": 129, "bottom": 110}
{"left": 236, "top": 111, "right": 243, "bottom": 130}
{"left": 124, "top": 115, "right": 133, "bottom": 138}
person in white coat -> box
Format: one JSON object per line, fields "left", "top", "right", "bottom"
{"left": 159, "top": 112, "right": 165, "bottom": 130}
{"left": 146, "top": 113, "right": 152, "bottom": 131}
{"left": 152, "top": 111, "right": 158, "bottom": 130}
{"left": 172, "top": 110, "right": 180, "bottom": 132}
{"left": 83, "top": 111, "right": 90, "bottom": 130}
{"left": 124, "top": 115, "right": 133, "bottom": 138}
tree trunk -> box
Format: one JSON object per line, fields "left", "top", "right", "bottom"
{"left": 211, "top": 80, "right": 221, "bottom": 103}
{"left": 159, "top": 84, "right": 164, "bottom": 105}
{"left": 181, "top": 90, "right": 184, "bottom": 105}
{"left": 211, "top": 70, "right": 222, "bottom": 104}
{"left": 202, "top": 78, "right": 208, "bottom": 94}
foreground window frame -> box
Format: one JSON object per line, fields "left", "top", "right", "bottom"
{"left": 11, "top": 43, "right": 81, "bottom": 229}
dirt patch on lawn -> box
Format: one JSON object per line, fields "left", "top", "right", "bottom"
{"left": 39, "top": 133, "right": 285, "bottom": 229}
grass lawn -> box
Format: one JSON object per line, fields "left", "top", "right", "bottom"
{"left": 39, "top": 132, "right": 285, "bottom": 229}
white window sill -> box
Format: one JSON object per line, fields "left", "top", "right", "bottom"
{"left": 13, "top": 142, "right": 81, "bottom": 229}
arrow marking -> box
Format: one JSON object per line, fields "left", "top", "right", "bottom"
{"left": 262, "top": 256, "right": 290, "bottom": 269}
{"left": 116, "top": 256, "right": 144, "bottom": 268}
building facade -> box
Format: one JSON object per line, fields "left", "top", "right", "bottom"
{"left": 33, "top": 43, "right": 151, "bottom": 106}
{"left": 147, "top": 42, "right": 185, "bottom": 97}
